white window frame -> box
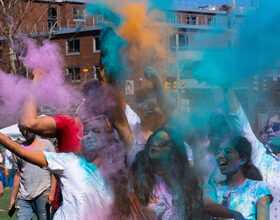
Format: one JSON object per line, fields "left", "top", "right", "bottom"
{"left": 66, "top": 38, "right": 80, "bottom": 55}
{"left": 178, "top": 33, "right": 189, "bottom": 49}
{"left": 73, "top": 7, "right": 85, "bottom": 21}
{"left": 48, "top": 7, "right": 58, "bottom": 31}
{"left": 188, "top": 15, "right": 198, "bottom": 25}
{"left": 66, "top": 66, "right": 81, "bottom": 82}
{"left": 93, "top": 36, "right": 100, "bottom": 53}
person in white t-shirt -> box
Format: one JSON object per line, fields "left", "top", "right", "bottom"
{"left": 4, "top": 149, "right": 15, "bottom": 188}
{"left": 0, "top": 116, "right": 125, "bottom": 220}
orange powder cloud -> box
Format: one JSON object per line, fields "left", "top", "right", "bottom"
{"left": 117, "top": 1, "right": 172, "bottom": 73}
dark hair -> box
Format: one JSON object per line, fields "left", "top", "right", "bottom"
{"left": 130, "top": 127, "right": 205, "bottom": 219}
{"left": 226, "top": 136, "right": 262, "bottom": 181}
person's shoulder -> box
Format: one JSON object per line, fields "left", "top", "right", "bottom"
{"left": 245, "top": 179, "right": 267, "bottom": 190}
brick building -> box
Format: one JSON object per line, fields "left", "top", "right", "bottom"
{"left": 0, "top": 0, "right": 234, "bottom": 85}
{"left": 2, "top": 0, "right": 268, "bottom": 126}
{"left": 0, "top": 0, "right": 101, "bottom": 84}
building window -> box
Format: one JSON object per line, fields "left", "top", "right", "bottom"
{"left": 207, "top": 17, "right": 213, "bottom": 25}
{"left": 48, "top": 7, "right": 58, "bottom": 31}
{"left": 67, "top": 67, "right": 81, "bottom": 82}
{"left": 188, "top": 15, "right": 198, "bottom": 25}
{"left": 169, "top": 34, "right": 188, "bottom": 49}
{"left": 73, "top": 7, "right": 85, "bottom": 21}
{"left": 178, "top": 34, "right": 188, "bottom": 48}
{"left": 93, "top": 37, "right": 100, "bottom": 53}
{"left": 66, "top": 39, "right": 80, "bottom": 54}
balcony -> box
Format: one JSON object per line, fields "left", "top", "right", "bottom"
{"left": 17, "top": 15, "right": 106, "bottom": 36}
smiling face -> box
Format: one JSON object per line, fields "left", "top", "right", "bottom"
{"left": 148, "top": 131, "right": 172, "bottom": 161}
{"left": 216, "top": 143, "right": 244, "bottom": 176}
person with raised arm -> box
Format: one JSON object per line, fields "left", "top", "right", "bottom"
{"left": 0, "top": 117, "right": 122, "bottom": 220}
{"left": 203, "top": 136, "right": 272, "bottom": 220}
{"left": 223, "top": 86, "right": 280, "bottom": 220}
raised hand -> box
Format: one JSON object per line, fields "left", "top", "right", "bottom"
{"left": 144, "top": 66, "right": 159, "bottom": 82}
{"left": 32, "top": 68, "right": 46, "bottom": 82}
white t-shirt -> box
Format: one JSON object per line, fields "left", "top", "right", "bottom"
{"left": 226, "top": 107, "right": 280, "bottom": 220}
{"left": 4, "top": 149, "right": 13, "bottom": 169}
{"left": 204, "top": 179, "right": 272, "bottom": 220}
{"left": 43, "top": 152, "right": 113, "bottom": 220}
{"left": 125, "top": 104, "right": 141, "bottom": 134}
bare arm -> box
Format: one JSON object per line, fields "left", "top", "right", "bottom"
{"left": 223, "top": 86, "right": 240, "bottom": 114}
{"left": 47, "top": 174, "right": 57, "bottom": 204}
{"left": 21, "top": 68, "right": 57, "bottom": 137}
{"left": 20, "top": 95, "right": 57, "bottom": 138}
{"left": 203, "top": 187, "right": 245, "bottom": 219}
{"left": 0, "top": 182, "right": 3, "bottom": 198}
{"left": 106, "top": 85, "right": 132, "bottom": 149}
{"left": 256, "top": 196, "right": 270, "bottom": 220}
{"left": 0, "top": 133, "right": 47, "bottom": 168}
{"left": 9, "top": 170, "right": 20, "bottom": 210}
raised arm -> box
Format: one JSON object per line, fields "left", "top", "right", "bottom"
{"left": 20, "top": 68, "right": 57, "bottom": 137}
{"left": 108, "top": 87, "right": 132, "bottom": 149}
{"left": 20, "top": 96, "right": 57, "bottom": 138}
{"left": 223, "top": 86, "right": 240, "bottom": 114}
{"left": 203, "top": 186, "right": 245, "bottom": 220}
{"left": 145, "top": 67, "right": 175, "bottom": 116}
{"left": 256, "top": 196, "right": 270, "bottom": 220}
{"left": 0, "top": 133, "right": 47, "bottom": 168}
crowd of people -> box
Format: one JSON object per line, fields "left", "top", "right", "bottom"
{"left": 0, "top": 65, "right": 278, "bottom": 220}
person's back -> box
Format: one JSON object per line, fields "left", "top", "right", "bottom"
{"left": 43, "top": 152, "right": 112, "bottom": 220}
{"left": 16, "top": 138, "right": 54, "bottom": 200}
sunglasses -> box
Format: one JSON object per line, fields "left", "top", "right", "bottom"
{"left": 271, "top": 122, "right": 280, "bottom": 132}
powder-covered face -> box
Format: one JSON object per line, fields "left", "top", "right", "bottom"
{"left": 134, "top": 96, "right": 165, "bottom": 131}
{"left": 262, "top": 116, "right": 280, "bottom": 153}
{"left": 216, "top": 144, "right": 243, "bottom": 176}
{"left": 148, "top": 131, "right": 172, "bottom": 161}
{"left": 82, "top": 115, "right": 112, "bottom": 154}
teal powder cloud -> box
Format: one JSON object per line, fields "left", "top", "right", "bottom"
{"left": 191, "top": 0, "right": 280, "bottom": 86}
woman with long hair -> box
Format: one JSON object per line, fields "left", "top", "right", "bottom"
{"left": 203, "top": 136, "right": 272, "bottom": 220}
{"left": 129, "top": 127, "right": 204, "bottom": 219}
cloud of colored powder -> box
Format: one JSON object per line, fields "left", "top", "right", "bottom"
{"left": 0, "top": 38, "right": 81, "bottom": 126}
{"left": 191, "top": 0, "right": 280, "bottom": 86}
{"left": 87, "top": 0, "right": 174, "bottom": 79}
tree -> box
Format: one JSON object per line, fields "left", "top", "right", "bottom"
{"left": 0, "top": 0, "right": 59, "bottom": 74}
